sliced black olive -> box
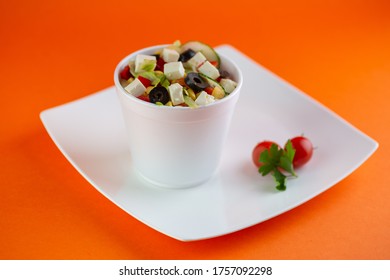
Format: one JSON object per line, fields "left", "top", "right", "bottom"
{"left": 179, "top": 49, "right": 196, "bottom": 62}
{"left": 149, "top": 86, "right": 170, "bottom": 104}
{"left": 184, "top": 72, "right": 209, "bottom": 92}
{"left": 219, "top": 69, "right": 230, "bottom": 79}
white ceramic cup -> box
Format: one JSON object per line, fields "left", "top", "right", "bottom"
{"left": 114, "top": 45, "right": 243, "bottom": 188}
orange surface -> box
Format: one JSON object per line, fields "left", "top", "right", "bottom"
{"left": 1, "top": 0, "right": 389, "bottom": 259}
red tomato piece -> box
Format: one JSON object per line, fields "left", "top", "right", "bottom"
{"left": 137, "top": 94, "right": 150, "bottom": 102}
{"left": 138, "top": 76, "right": 151, "bottom": 88}
{"left": 205, "top": 86, "right": 214, "bottom": 95}
{"left": 155, "top": 57, "right": 165, "bottom": 71}
{"left": 120, "top": 65, "right": 132, "bottom": 80}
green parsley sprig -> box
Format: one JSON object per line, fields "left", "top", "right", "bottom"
{"left": 258, "top": 140, "right": 297, "bottom": 191}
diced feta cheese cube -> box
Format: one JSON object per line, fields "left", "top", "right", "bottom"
{"left": 220, "top": 78, "right": 238, "bottom": 94}
{"left": 168, "top": 83, "right": 184, "bottom": 105}
{"left": 135, "top": 54, "right": 156, "bottom": 73}
{"left": 186, "top": 52, "right": 207, "bottom": 71}
{"left": 195, "top": 91, "right": 215, "bottom": 106}
{"left": 161, "top": 48, "right": 180, "bottom": 62}
{"left": 124, "top": 78, "right": 146, "bottom": 97}
{"left": 164, "top": 61, "right": 185, "bottom": 80}
{"left": 198, "top": 61, "right": 220, "bottom": 80}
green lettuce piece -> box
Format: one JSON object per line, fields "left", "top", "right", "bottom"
{"left": 157, "top": 73, "right": 170, "bottom": 89}
{"left": 138, "top": 71, "right": 160, "bottom": 86}
{"left": 138, "top": 59, "right": 156, "bottom": 72}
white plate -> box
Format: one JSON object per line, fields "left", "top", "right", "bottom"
{"left": 40, "top": 45, "right": 378, "bottom": 241}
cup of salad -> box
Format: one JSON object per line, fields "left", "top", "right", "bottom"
{"left": 114, "top": 40, "right": 243, "bottom": 188}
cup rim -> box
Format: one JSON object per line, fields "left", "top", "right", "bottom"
{"left": 113, "top": 44, "right": 243, "bottom": 111}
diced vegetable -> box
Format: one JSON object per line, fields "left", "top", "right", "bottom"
{"left": 119, "top": 40, "right": 236, "bottom": 108}
{"left": 180, "top": 41, "right": 220, "bottom": 68}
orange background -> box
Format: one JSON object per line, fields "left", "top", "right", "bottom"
{"left": 1, "top": 0, "right": 389, "bottom": 259}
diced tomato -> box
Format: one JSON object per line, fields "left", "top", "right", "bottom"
{"left": 138, "top": 76, "right": 151, "bottom": 88}
{"left": 120, "top": 65, "right": 132, "bottom": 80}
{"left": 216, "top": 77, "right": 222, "bottom": 82}
{"left": 210, "top": 61, "right": 218, "bottom": 67}
{"left": 138, "top": 94, "right": 150, "bottom": 102}
{"left": 205, "top": 86, "right": 214, "bottom": 95}
{"left": 155, "top": 57, "right": 165, "bottom": 71}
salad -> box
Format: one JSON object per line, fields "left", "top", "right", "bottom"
{"left": 119, "top": 41, "right": 238, "bottom": 108}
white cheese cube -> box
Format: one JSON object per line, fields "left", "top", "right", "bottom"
{"left": 124, "top": 78, "right": 146, "bottom": 97}
{"left": 186, "top": 52, "right": 207, "bottom": 70}
{"left": 220, "top": 78, "right": 238, "bottom": 94}
{"left": 168, "top": 83, "right": 184, "bottom": 105}
{"left": 134, "top": 54, "right": 156, "bottom": 73}
{"left": 161, "top": 48, "right": 180, "bottom": 62}
{"left": 164, "top": 61, "right": 185, "bottom": 80}
{"left": 198, "top": 61, "right": 220, "bottom": 80}
{"left": 195, "top": 91, "right": 215, "bottom": 106}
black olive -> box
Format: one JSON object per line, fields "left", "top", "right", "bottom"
{"left": 184, "top": 72, "right": 209, "bottom": 92}
{"left": 149, "top": 86, "right": 170, "bottom": 104}
{"left": 179, "top": 49, "right": 196, "bottom": 62}
{"left": 219, "top": 69, "right": 230, "bottom": 79}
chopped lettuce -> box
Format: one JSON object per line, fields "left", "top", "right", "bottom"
{"left": 137, "top": 71, "right": 171, "bottom": 88}
{"left": 138, "top": 59, "right": 156, "bottom": 72}
{"left": 157, "top": 73, "right": 170, "bottom": 89}
{"left": 138, "top": 71, "right": 160, "bottom": 86}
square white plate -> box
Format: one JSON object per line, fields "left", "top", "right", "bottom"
{"left": 40, "top": 45, "right": 378, "bottom": 241}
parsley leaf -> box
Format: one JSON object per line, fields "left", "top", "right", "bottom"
{"left": 257, "top": 141, "right": 297, "bottom": 191}
{"left": 273, "top": 168, "right": 287, "bottom": 191}
{"left": 284, "top": 139, "right": 296, "bottom": 162}
{"left": 258, "top": 149, "right": 273, "bottom": 175}
{"left": 259, "top": 162, "right": 274, "bottom": 176}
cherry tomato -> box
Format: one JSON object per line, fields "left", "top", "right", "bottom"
{"left": 252, "top": 141, "right": 279, "bottom": 168}
{"left": 288, "top": 136, "right": 313, "bottom": 168}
